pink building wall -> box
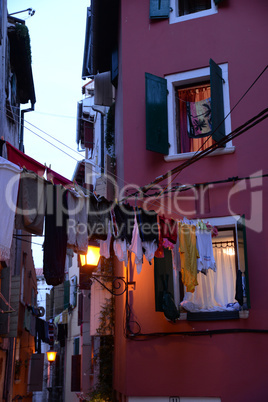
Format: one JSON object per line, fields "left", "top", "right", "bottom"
{"left": 114, "top": 1, "right": 268, "bottom": 401}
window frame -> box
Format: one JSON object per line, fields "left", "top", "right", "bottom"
{"left": 164, "top": 63, "right": 234, "bottom": 162}
{"left": 170, "top": 0, "right": 218, "bottom": 24}
{"left": 174, "top": 215, "right": 250, "bottom": 320}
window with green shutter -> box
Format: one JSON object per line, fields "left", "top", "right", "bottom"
{"left": 210, "top": 58, "right": 225, "bottom": 143}
{"left": 145, "top": 72, "right": 169, "bottom": 155}
{"left": 150, "top": 0, "right": 170, "bottom": 19}
{"left": 171, "top": 216, "right": 250, "bottom": 321}
{"left": 165, "top": 60, "right": 231, "bottom": 156}
{"left": 236, "top": 215, "right": 250, "bottom": 309}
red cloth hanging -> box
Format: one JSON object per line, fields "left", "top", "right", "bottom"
{"left": 6, "top": 141, "right": 46, "bottom": 176}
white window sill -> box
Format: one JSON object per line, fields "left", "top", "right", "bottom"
{"left": 164, "top": 146, "right": 235, "bottom": 163}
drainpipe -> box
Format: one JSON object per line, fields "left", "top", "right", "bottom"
{"left": 19, "top": 102, "right": 35, "bottom": 152}
{"left": 101, "top": 114, "right": 104, "bottom": 171}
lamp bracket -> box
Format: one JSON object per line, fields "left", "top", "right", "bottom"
{"left": 90, "top": 275, "right": 134, "bottom": 296}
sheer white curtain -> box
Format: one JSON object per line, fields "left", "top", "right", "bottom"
{"left": 181, "top": 246, "right": 237, "bottom": 312}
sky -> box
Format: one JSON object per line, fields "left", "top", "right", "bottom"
{"left": 7, "top": 0, "right": 90, "bottom": 266}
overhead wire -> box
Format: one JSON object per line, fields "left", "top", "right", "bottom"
{"left": 2, "top": 104, "right": 127, "bottom": 187}
{"left": 122, "top": 64, "right": 268, "bottom": 202}
{"left": 1, "top": 64, "right": 267, "bottom": 222}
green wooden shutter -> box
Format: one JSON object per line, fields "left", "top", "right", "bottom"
{"left": 237, "top": 215, "right": 251, "bottom": 309}
{"left": 145, "top": 72, "right": 169, "bottom": 155}
{"left": 210, "top": 58, "right": 226, "bottom": 144}
{"left": 150, "top": 0, "right": 170, "bottom": 19}
{"left": 154, "top": 248, "right": 174, "bottom": 311}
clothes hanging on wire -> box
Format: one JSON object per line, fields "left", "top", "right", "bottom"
{"left": 128, "top": 214, "right": 143, "bottom": 274}
{"left": 99, "top": 219, "right": 112, "bottom": 259}
{"left": 112, "top": 203, "right": 135, "bottom": 245}
{"left": 113, "top": 238, "right": 128, "bottom": 268}
{"left": 6, "top": 141, "right": 46, "bottom": 176}
{"left": 155, "top": 215, "right": 177, "bottom": 258}
{"left": 196, "top": 229, "right": 216, "bottom": 274}
{"left": 178, "top": 222, "right": 199, "bottom": 293}
{"left": 15, "top": 169, "right": 47, "bottom": 236}
{"left": 67, "top": 188, "right": 88, "bottom": 254}
{"left": 87, "top": 194, "right": 111, "bottom": 240}
{"left": 0, "top": 157, "right": 21, "bottom": 262}
{"left": 43, "top": 183, "right": 68, "bottom": 286}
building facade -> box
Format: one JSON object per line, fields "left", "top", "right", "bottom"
{"left": 82, "top": 1, "right": 268, "bottom": 401}
{"left": 0, "top": 1, "right": 37, "bottom": 401}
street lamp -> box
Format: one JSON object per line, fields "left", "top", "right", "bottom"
{"left": 47, "top": 349, "right": 57, "bottom": 400}
{"left": 80, "top": 244, "right": 101, "bottom": 268}
{"left": 46, "top": 350, "right": 57, "bottom": 363}
{"left": 79, "top": 244, "right": 134, "bottom": 296}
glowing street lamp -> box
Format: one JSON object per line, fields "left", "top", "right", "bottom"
{"left": 80, "top": 245, "right": 100, "bottom": 268}
{"left": 46, "top": 350, "right": 57, "bottom": 363}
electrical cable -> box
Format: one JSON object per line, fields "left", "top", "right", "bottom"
{"left": 122, "top": 63, "right": 268, "bottom": 202}
{"left": 123, "top": 107, "right": 268, "bottom": 201}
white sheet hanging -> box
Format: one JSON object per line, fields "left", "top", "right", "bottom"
{"left": 0, "top": 157, "right": 22, "bottom": 261}
{"left": 128, "top": 215, "right": 143, "bottom": 274}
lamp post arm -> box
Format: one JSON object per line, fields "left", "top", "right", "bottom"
{"left": 91, "top": 275, "right": 129, "bottom": 296}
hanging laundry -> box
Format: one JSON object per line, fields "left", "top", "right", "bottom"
{"left": 155, "top": 215, "right": 178, "bottom": 258}
{"left": 100, "top": 220, "right": 112, "bottom": 259}
{"left": 15, "top": 170, "right": 47, "bottom": 235}
{"left": 67, "top": 188, "right": 88, "bottom": 254}
{"left": 43, "top": 183, "right": 68, "bottom": 286}
{"left": 87, "top": 194, "right": 111, "bottom": 240}
{"left": 187, "top": 97, "right": 212, "bottom": 138}
{"left": 112, "top": 203, "right": 135, "bottom": 245}
{"left": 135, "top": 207, "right": 159, "bottom": 243}
{"left": 113, "top": 238, "right": 128, "bottom": 268}
{"left": 6, "top": 141, "right": 46, "bottom": 176}
{"left": 128, "top": 214, "right": 143, "bottom": 274}
{"left": 178, "top": 222, "right": 199, "bottom": 293}
{"left": 196, "top": 229, "right": 216, "bottom": 274}
{"left": 0, "top": 157, "right": 21, "bottom": 261}
{"left": 47, "top": 167, "right": 73, "bottom": 187}
{"left": 136, "top": 207, "right": 159, "bottom": 264}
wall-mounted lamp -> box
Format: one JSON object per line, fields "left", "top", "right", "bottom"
{"left": 46, "top": 350, "right": 57, "bottom": 363}
{"left": 46, "top": 348, "right": 57, "bottom": 393}
{"left": 80, "top": 245, "right": 100, "bottom": 268}
{"left": 79, "top": 244, "right": 135, "bottom": 296}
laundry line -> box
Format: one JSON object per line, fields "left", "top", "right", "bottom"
{"left": 121, "top": 107, "right": 268, "bottom": 201}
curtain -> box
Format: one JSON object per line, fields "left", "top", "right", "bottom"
{"left": 181, "top": 246, "right": 237, "bottom": 312}
{"left": 177, "top": 86, "right": 215, "bottom": 153}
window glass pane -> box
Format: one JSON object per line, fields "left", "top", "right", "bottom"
{"left": 176, "top": 83, "right": 215, "bottom": 153}
{"left": 179, "top": 0, "right": 211, "bottom": 16}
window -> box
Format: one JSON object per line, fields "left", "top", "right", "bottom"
{"left": 145, "top": 60, "right": 233, "bottom": 158}
{"left": 154, "top": 216, "right": 250, "bottom": 321}
{"left": 170, "top": 0, "right": 218, "bottom": 24}
{"left": 165, "top": 61, "right": 233, "bottom": 160}
{"left": 179, "top": 0, "right": 211, "bottom": 16}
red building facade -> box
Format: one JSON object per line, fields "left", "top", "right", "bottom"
{"left": 85, "top": 1, "right": 268, "bottom": 401}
